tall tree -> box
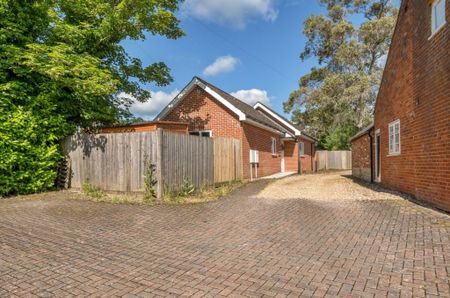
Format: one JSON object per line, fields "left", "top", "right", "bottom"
{"left": 284, "top": 0, "right": 397, "bottom": 150}
{"left": 0, "top": 0, "right": 184, "bottom": 195}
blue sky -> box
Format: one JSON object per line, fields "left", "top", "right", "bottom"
{"left": 121, "top": 0, "right": 376, "bottom": 120}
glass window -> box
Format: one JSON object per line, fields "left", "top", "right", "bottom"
{"left": 271, "top": 137, "right": 277, "bottom": 155}
{"left": 432, "top": 0, "right": 446, "bottom": 34}
{"left": 189, "top": 130, "right": 212, "bottom": 137}
{"left": 388, "top": 120, "right": 401, "bottom": 155}
{"left": 299, "top": 142, "right": 305, "bottom": 156}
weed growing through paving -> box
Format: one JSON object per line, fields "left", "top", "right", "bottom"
{"left": 179, "top": 178, "right": 195, "bottom": 197}
{"left": 143, "top": 155, "right": 157, "bottom": 204}
{"left": 82, "top": 179, "right": 104, "bottom": 199}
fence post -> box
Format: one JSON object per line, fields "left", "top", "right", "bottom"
{"left": 156, "top": 129, "right": 164, "bottom": 201}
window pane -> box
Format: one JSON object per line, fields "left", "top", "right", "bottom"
{"left": 435, "top": 0, "right": 446, "bottom": 29}
{"left": 189, "top": 131, "right": 200, "bottom": 136}
{"left": 201, "top": 131, "right": 211, "bottom": 137}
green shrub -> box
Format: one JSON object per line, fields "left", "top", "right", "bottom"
{"left": 0, "top": 103, "right": 69, "bottom": 196}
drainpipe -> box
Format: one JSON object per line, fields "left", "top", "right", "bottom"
{"left": 369, "top": 130, "right": 374, "bottom": 183}
{"left": 297, "top": 138, "right": 301, "bottom": 175}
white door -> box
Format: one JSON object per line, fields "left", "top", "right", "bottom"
{"left": 280, "top": 148, "right": 285, "bottom": 172}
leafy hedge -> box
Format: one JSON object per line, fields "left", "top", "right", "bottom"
{"left": 0, "top": 101, "right": 68, "bottom": 196}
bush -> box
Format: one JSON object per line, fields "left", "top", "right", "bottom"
{"left": 0, "top": 103, "right": 68, "bottom": 196}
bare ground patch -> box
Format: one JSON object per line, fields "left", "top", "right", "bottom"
{"left": 256, "top": 171, "right": 406, "bottom": 201}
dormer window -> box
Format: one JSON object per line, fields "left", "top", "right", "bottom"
{"left": 431, "top": 0, "right": 446, "bottom": 35}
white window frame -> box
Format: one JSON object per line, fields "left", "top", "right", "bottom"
{"left": 388, "top": 120, "right": 401, "bottom": 155}
{"left": 271, "top": 137, "right": 277, "bottom": 156}
{"left": 299, "top": 141, "right": 305, "bottom": 157}
{"left": 431, "top": 0, "right": 446, "bottom": 37}
{"left": 189, "top": 130, "right": 212, "bottom": 137}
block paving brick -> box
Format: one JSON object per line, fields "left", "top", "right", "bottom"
{"left": 0, "top": 173, "right": 449, "bottom": 297}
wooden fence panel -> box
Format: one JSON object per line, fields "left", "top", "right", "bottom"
{"left": 64, "top": 131, "right": 243, "bottom": 196}
{"left": 213, "top": 137, "right": 243, "bottom": 183}
{"left": 315, "top": 150, "right": 352, "bottom": 170}
{"left": 161, "top": 131, "right": 214, "bottom": 192}
{"left": 64, "top": 131, "right": 159, "bottom": 192}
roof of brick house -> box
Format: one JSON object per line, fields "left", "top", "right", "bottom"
{"left": 155, "top": 76, "right": 315, "bottom": 141}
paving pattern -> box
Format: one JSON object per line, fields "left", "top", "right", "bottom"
{"left": 1, "top": 172, "right": 449, "bottom": 297}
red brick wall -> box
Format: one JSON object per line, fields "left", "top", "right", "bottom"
{"left": 242, "top": 123, "right": 281, "bottom": 179}
{"left": 351, "top": 134, "right": 372, "bottom": 182}
{"left": 299, "top": 137, "right": 315, "bottom": 173}
{"left": 99, "top": 122, "right": 188, "bottom": 134}
{"left": 163, "top": 86, "right": 243, "bottom": 139}
{"left": 283, "top": 141, "right": 298, "bottom": 172}
{"left": 278, "top": 138, "right": 315, "bottom": 174}
{"left": 374, "top": 0, "right": 450, "bottom": 211}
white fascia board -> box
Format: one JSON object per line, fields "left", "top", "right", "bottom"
{"left": 254, "top": 103, "right": 301, "bottom": 136}
{"left": 155, "top": 77, "right": 246, "bottom": 121}
{"left": 281, "top": 137, "right": 295, "bottom": 141}
{"left": 243, "top": 119, "right": 283, "bottom": 135}
{"left": 298, "top": 134, "right": 316, "bottom": 143}
{"left": 155, "top": 78, "right": 198, "bottom": 120}
{"left": 204, "top": 86, "right": 246, "bottom": 121}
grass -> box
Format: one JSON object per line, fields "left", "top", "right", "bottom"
{"left": 80, "top": 179, "right": 247, "bottom": 205}
{"left": 163, "top": 180, "right": 247, "bottom": 205}
{"left": 81, "top": 181, "right": 154, "bottom": 205}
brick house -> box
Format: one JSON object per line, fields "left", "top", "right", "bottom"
{"left": 351, "top": 0, "right": 449, "bottom": 211}
{"left": 156, "top": 77, "right": 316, "bottom": 179}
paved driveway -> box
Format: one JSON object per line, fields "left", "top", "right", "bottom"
{"left": 1, "top": 172, "right": 449, "bottom": 297}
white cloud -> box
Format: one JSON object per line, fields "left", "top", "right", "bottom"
{"left": 183, "top": 0, "right": 278, "bottom": 29}
{"left": 203, "top": 55, "right": 239, "bottom": 77}
{"left": 122, "top": 90, "right": 179, "bottom": 120}
{"left": 231, "top": 89, "right": 271, "bottom": 106}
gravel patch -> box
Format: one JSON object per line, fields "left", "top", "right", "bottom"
{"left": 257, "top": 171, "right": 406, "bottom": 201}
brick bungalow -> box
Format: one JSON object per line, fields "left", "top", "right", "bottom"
{"left": 155, "top": 77, "right": 316, "bottom": 179}
{"left": 351, "top": 0, "right": 449, "bottom": 211}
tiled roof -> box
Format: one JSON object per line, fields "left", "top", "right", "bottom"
{"left": 193, "top": 77, "right": 292, "bottom": 135}
{"left": 253, "top": 101, "right": 317, "bottom": 141}
{"left": 350, "top": 123, "right": 374, "bottom": 141}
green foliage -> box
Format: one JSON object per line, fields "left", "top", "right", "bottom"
{"left": 0, "top": 0, "right": 183, "bottom": 195}
{"left": 0, "top": 100, "right": 68, "bottom": 196}
{"left": 285, "top": 0, "right": 397, "bottom": 149}
{"left": 143, "top": 155, "right": 157, "bottom": 203}
{"left": 82, "top": 179, "right": 104, "bottom": 199}
{"left": 323, "top": 124, "right": 359, "bottom": 150}
{"left": 179, "top": 178, "right": 196, "bottom": 197}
